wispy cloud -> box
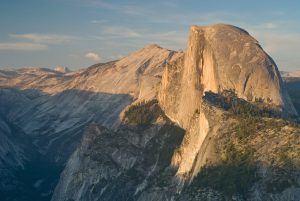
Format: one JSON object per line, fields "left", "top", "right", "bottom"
{"left": 146, "top": 11, "right": 240, "bottom": 26}
{"left": 84, "top": 0, "right": 149, "bottom": 16}
{"left": 0, "top": 33, "right": 79, "bottom": 52}
{"left": 252, "top": 31, "right": 300, "bottom": 53}
{"left": 10, "top": 33, "right": 79, "bottom": 44}
{"left": 100, "top": 26, "right": 142, "bottom": 38}
{"left": 95, "top": 25, "right": 186, "bottom": 50}
{"left": 0, "top": 42, "right": 47, "bottom": 51}
{"left": 147, "top": 31, "right": 186, "bottom": 43}
{"left": 87, "top": 0, "right": 117, "bottom": 10}
{"left": 85, "top": 52, "right": 101, "bottom": 61}
{"left": 240, "top": 21, "right": 299, "bottom": 54}
{"left": 161, "top": 1, "right": 178, "bottom": 8}
{"left": 251, "top": 30, "right": 300, "bottom": 67}
{"left": 90, "top": 19, "right": 107, "bottom": 24}
{"left": 94, "top": 19, "right": 300, "bottom": 70}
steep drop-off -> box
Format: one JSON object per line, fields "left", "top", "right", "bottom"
{"left": 159, "top": 24, "right": 296, "bottom": 126}
{"left": 51, "top": 24, "right": 300, "bottom": 201}
{"left": 0, "top": 45, "right": 180, "bottom": 200}
{"left": 158, "top": 24, "right": 298, "bottom": 179}
{"left": 1, "top": 24, "right": 300, "bottom": 201}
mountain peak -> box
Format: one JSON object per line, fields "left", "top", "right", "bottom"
{"left": 159, "top": 24, "right": 297, "bottom": 130}
{"left": 191, "top": 23, "right": 250, "bottom": 35}
{"left": 54, "top": 66, "right": 71, "bottom": 73}
{"left": 143, "top": 43, "right": 163, "bottom": 49}
{"left": 158, "top": 24, "right": 298, "bottom": 182}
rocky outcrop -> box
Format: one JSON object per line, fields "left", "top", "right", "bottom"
{"left": 1, "top": 24, "right": 300, "bottom": 201}
{"left": 40, "top": 25, "right": 300, "bottom": 201}
{"left": 0, "top": 45, "right": 180, "bottom": 201}
{"left": 159, "top": 24, "right": 297, "bottom": 124}
{"left": 51, "top": 120, "right": 185, "bottom": 201}
{"left": 158, "top": 24, "right": 298, "bottom": 179}
{"left": 0, "top": 44, "right": 180, "bottom": 100}
{"left": 170, "top": 101, "right": 223, "bottom": 180}
{"left": 178, "top": 110, "right": 300, "bottom": 201}
{"left": 0, "top": 44, "right": 179, "bottom": 160}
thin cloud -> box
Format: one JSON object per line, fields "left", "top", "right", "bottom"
{"left": 89, "top": 27, "right": 184, "bottom": 55}
{"left": 10, "top": 33, "right": 79, "bottom": 44}
{"left": 101, "top": 26, "right": 142, "bottom": 38}
{"left": 0, "top": 42, "right": 47, "bottom": 51}
{"left": 90, "top": 19, "right": 107, "bottom": 24}
{"left": 161, "top": 1, "right": 178, "bottom": 8}
{"left": 253, "top": 32, "right": 300, "bottom": 53}
{"left": 84, "top": 0, "right": 148, "bottom": 16}
{"left": 85, "top": 52, "right": 101, "bottom": 61}
{"left": 87, "top": 0, "right": 116, "bottom": 10}
{"left": 245, "top": 21, "right": 300, "bottom": 55}
{"left": 147, "top": 31, "right": 186, "bottom": 43}
{"left": 147, "top": 12, "right": 240, "bottom": 25}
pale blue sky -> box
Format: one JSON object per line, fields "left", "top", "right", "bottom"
{"left": 1, "top": 0, "right": 300, "bottom": 71}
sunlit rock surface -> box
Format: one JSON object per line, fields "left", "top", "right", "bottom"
{"left": 158, "top": 24, "right": 298, "bottom": 179}
{"left": 0, "top": 45, "right": 179, "bottom": 200}
{"left": 0, "top": 24, "right": 300, "bottom": 201}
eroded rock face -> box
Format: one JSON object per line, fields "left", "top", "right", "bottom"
{"left": 0, "top": 44, "right": 179, "bottom": 161}
{"left": 0, "top": 45, "right": 180, "bottom": 201}
{"left": 170, "top": 101, "right": 222, "bottom": 180}
{"left": 159, "top": 24, "right": 298, "bottom": 179}
{"left": 0, "top": 44, "right": 180, "bottom": 101}
{"left": 159, "top": 24, "right": 297, "bottom": 128}
{"left": 1, "top": 24, "right": 300, "bottom": 201}
{"left": 48, "top": 24, "right": 300, "bottom": 201}
{"left": 51, "top": 122, "right": 185, "bottom": 201}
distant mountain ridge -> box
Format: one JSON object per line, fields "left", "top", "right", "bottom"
{"left": 0, "top": 44, "right": 180, "bottom": 200}
{"left": 281, "top": 70, "right": 300, "bottom": 78}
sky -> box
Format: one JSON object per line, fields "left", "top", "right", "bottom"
{"left": 0, "top": 0, "right": 300, "bottom": 71}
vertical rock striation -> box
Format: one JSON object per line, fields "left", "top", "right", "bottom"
{"left": 159, "top": 24, "right": 298, "bottom": 179}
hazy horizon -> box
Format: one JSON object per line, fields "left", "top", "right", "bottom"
{"left": 1, "top": 0, "right": 300, "bottom": 71}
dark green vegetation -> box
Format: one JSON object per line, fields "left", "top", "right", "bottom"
{"left": 123, "top": 100, "right": 186, "bottom": 189}
{"left": 76, "top": 103, "right": 185, "bottom": 200}
{"left": 124, "top": 99, "right": 167, "bottom": 126}
{"left": 204, "top": 90, "right": 281, "bottom": 118}
{"left": 186, "top": 90, "right": 300, "bottom": 199}
{"left": 189, "top": 143, "right": 258, "bottom": 198}
{"left": 264, "top": 139, "right": 300, "bottom": 194}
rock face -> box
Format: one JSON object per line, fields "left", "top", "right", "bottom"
{"left": 1, "top": 24, "right": 300, "bottom": 201}
{"left": 0, "top": 45, "right": 180, "bottom": 200}
{"left": 0, "top": 44, "right": 180, "bottom": 100}
{"left": 51, "top": 122, "right": 185, "bottom": 201}
{"left": 158, "top": 24, "right": 298, "bottom": 179}
{"left": 0, "top": 44, "right": 179, "bottom": 158}
{"left": 0, "top": 115, "right": 28, "bottom": 195}
{"left": 159, "top": 24, "right": 297, "bottom": 127}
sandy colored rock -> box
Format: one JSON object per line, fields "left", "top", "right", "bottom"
{"left": 159, "top": 24, "right": 297, "bottom": 128}
{"left": 159, "top": 23, "right": 298, "bottom": 179}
